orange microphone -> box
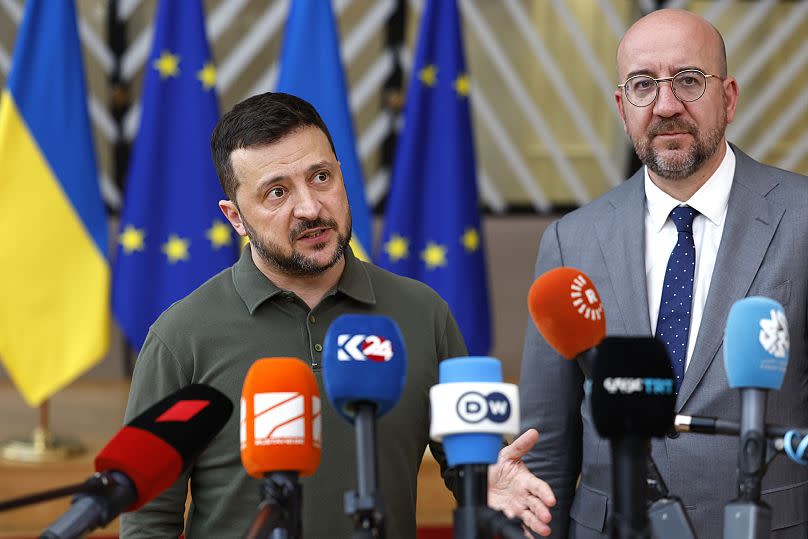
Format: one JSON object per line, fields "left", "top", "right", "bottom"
{"left": 240, "top": 357, "right": 321, "bottom": 539}
{"left": 527, "top": 267, "right": 605, "bottom": 372}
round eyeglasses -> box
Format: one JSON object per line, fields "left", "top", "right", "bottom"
{"left": 618, "top": 69, "right": 721, "bottom": 107}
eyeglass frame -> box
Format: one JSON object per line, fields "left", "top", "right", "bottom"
{"left": 617, "top": 69, "right": 722, "bottom": 108}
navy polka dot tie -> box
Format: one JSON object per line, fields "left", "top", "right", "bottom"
{"left": 655, "top": 206, "right": 698, "bottom": 394}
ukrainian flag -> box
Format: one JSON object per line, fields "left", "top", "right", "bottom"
{"left": 0, "top": 0, "right": 110, "bottom": 406}
{"left": 276, "top": 0, "right": 373, "bottom": 261}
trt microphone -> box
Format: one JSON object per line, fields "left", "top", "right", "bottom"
{"left": 722, "top": 297, "right": 789, "bottom": 539}
{"left": 240, "top": 357, "right": 321, "bottom": 539}
{"left": 322, "top": 314, "right": 407, "bottom": 539}
{"left": 40, "top": 384, "right": 232, "bottom": 539}
{"left": 591, "top": 337, "right": 676, "bottom": 539}
{"left": 429, "top": 356, "right": 523, "bottom": 539}
{"left": 528, "top": 268, "right": 694, "bottom": 538}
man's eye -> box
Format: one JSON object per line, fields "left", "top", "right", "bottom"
{"left": 314, "top": 171, "right": 330, "bottom": 183}
{"left": 267, "top": 187, "right": 285, "bottom": 199}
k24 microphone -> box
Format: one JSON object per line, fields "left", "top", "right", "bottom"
{"left": 41, "top": 384, "right": 233, "bottom": 539}
{"left": 240, "top": 357, "right": 321, "bottom": 539}
{"left": 722, "top": 297, "right": 789, "bottom": 539}
{"left": 322, "top": 314, "right": 407, "bottom": 538}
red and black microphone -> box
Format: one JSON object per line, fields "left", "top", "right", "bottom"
{"left": 38, "top": 384, "right": 233, "bottom": 539}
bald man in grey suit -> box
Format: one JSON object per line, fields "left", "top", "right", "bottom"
{"left": 518, "top": 9, "right": 808, "bottom": 538}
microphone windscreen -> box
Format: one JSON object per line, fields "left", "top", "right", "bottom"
{"left": 528, "top": 267, "right": 605, "bottom": 359}
{"left": 724, "top": 296, "right": 789, "bottom": 390}
{"left": 590, "top": 337, "right": 675, "bottom": 438}
{"left": 240, "top": 357, "right": 321, "bottom": 478}
{"left": 94, "top": 383, "right": 233, "bottom": 510}
{"left": 322, "top": 314, "right": 407, "bottom": 422}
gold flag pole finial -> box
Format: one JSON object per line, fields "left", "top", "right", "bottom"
{"left": 1, "top": 400, "right": 85, "bottom": 463}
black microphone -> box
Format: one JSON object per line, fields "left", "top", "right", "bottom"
{"left": 722, "top": 297, "right": 789, "bottom": 539}
{"left": 39, "top": 384, "right": 233, "bottom": 539}
{"left": 590, "top": 337, "right": 676, "bottom": 539}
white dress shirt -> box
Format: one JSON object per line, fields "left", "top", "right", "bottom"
{"left": 645, "top": 142, "right": 735, "bottom": 371}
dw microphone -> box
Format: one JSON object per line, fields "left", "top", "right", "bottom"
{"left": 40, "top": 384, "right": 232, "bottom": 539}
{"left": 430, "top": 356, "right": 523, "bottom": 539}
{"left": 322, "top": 314, "right": 407, "bottom": 538}
{"left": 241, "top": 357, "right": 321, "bottom": 539}
{"left": 722, "top": 297, "right": 789, "bottom": 539}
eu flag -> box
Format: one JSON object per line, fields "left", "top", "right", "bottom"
{"left": 0, "top": 0, "right": 109, "bottom": 406}
{"left": 275, "top": 0, "right": 373, "bottom": 261}
{"left": 378, "top": 0, "right": 491, "bottom": 355}
{"left": 112, "top": 0, "right": 238, "bottom": 350}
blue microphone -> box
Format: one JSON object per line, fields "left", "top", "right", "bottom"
{"left": 322, "top": 314, "right": 407, "bottom": 538}
{"left": 429, "top": 357, "right": 522, "bottom": 539}
{"left": 723, "top": 297, "right": 789, "bottom": 539}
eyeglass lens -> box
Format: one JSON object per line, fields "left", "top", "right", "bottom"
{"left": 625, "top": 71, "right": 707, "bottom": 106}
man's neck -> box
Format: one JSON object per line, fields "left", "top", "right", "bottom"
{"left": 254, "top": 252, "right": 346, "bottom": 310}
{"left": 648, "top": 141, "right": 728, "bottom": 202}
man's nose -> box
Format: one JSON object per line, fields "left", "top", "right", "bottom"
{"left": 292, "top": 187, "right": 321, "bottom": 220}
{"left": 652, "top": 81, "right": 684, "bottom": 117}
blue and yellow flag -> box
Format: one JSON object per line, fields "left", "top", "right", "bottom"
{"left": 0, "top": 0, "right": 109, "bottom": 406}
{"left": 276, "top": 0, "right": 372, "bottom": 261}
{"left": 378, "top": 0, "right": 491, "bottom": 355}
{"left": 112, "top": 0, "right": 237, "bottom": 350}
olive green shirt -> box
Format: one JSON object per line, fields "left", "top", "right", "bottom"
{"left": 120, "top": 246, "right": 466, "bottom": 539}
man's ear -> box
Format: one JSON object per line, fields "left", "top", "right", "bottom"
{"left": 219, "top": 200, "right": 246, "bottom": 237}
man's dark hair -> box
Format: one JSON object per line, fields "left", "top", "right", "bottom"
{"left": 211, "top": 92, "right": 337, "bottom": 201}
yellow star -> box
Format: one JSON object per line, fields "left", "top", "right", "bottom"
{"left": 119, "top": 225, "right": 145, "bottom": 254}
{"left": 162, "top": 234, "right": 190, "bottom": 263}
{"left": 421, "top": 242, "right": 447, "bottom": 270}
{"left": 461, "top": 228, "right": 479, "bottom": 252}
{"left": 384, "top": 234, "right": 409, "bottom": 262}
{"left": 206, "top": 220, "right": 232, "bottom": 249}
{"left": 197, "top": 62, "right": 217, "bottom": 90}
{"left": 419, "top": 64, "right": 438, "bottom": 87}
{"left": 454, "top": 74, "right": 470, "bottom": 97}
{"left": 153, "top": 50, "right": 180, "bottom": 78}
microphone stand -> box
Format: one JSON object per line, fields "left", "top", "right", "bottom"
{"left": 609, "top": 437, "right": 653, "bottom": 539}
{"left": 244, "top": 472, "right": 301, "bottom": 539}
{"left": 644, "top": 446, "right": 696, "bottom": 539}
{"left": 454, "top": 464, "right": 524, "bottom": 539}
{"left": 345, "top": 403, "right": 385, "bottom": 539}
{"left": 723, "top": 389, "right": 771, "bottom": 539}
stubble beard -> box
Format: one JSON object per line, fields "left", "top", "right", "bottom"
{"left": 241, "top": 210, "right": 352, "bottom": 277}
{"left": 632, "top": 113, "right": 726, "bottom": 181}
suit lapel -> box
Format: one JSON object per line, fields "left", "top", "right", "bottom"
{"left": 676, "top": 149, "right": 784, "bottom": 410}
{"left": 594, "top": 172, "right": 651, "bottom": 336}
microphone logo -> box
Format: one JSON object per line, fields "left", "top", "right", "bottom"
{"left": 155, "top": 400, "right": 211, "bottom": 422}
{"left": 251, "top": 392, "right": 321, "bottom": 446}
{"left": 336, "top": 334, "right": 394, "bottom": 362}
{"left": 759, "top": 309, "right": 789, "bottom": 358}
{"left": 456, "top": 391, "right": 511, "bottom": 424}
{"left": 603, "top": 377, "right": 674, "bottom": 395}
{"left": 570, "top": 274, "right": 604, "bottom": 321}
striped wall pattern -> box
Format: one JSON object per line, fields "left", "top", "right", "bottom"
{"left": 1, "top": 0, "right": 806, "bottom": 213}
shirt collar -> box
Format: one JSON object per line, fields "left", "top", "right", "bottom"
{"left": 233, "top": 244, "right": 376, "bottom": 315}
{"left": 644, "top": 141, "right": 735, "bottom": 232}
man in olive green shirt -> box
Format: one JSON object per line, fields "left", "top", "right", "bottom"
{"left": 120, "top": 92, "right": 555, "bottom": 538}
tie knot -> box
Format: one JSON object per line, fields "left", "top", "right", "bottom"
{"left": 670, "top": 205, "right": 698, "bottom": 233}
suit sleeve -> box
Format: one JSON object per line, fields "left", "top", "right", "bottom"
{"left": 119, "top": 329, "right": 191, "bottom": 539}
{"left": 520, "top": 220, "right": 585, "bottom": 538}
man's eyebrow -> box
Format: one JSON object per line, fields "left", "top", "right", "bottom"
{"left": 624, "top": 66, "right": 704, "bottom": 79}
{"left": 257, "top": 160, "right": 336, "bottom": 190}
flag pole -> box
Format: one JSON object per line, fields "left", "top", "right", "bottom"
{"left": 1, "top": 399, "right": 85, "bottom": 463}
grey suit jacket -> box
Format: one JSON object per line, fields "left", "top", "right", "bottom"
{"left": 520, "top": 145, "right": 808, "bottom": 538}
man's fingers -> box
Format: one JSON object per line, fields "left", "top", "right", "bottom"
{"left": 520, "top": 510, "right": 551, "bottom": 537}
{"left": 525, "top": 494, "right": 553, "bottom": 524}
{"left": 527, "top": 476, "right": 556, "bottom": 507}
{"left": 499, "top": 428, "right": 539, "bottom": 461}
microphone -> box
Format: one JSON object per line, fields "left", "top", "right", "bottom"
{"left": 429, "top": 356, "right": 523, "bottom": 539}
{"left": 322, "top": 314, "right": 407, "bottom": 538}
{"left": 722, "top": 297, "right": 789, "bottom": 539}
{"left": 41, "top": 384, "right": 233, "bottom": 539}
{"left": 240, "top": 357, "right": 321, "bottom": 539}
{"left": 590, "top": 337, "right": 676, "bottom": 539}
{"left": 528, "top": 268, "right": 694, "bottom": 538}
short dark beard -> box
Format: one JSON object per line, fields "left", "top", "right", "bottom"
{"left": 241, "top": 212, "right": 352, "bottom": 276}
{"left": 632, "top": 117, "right": 725, "bottom": 180}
